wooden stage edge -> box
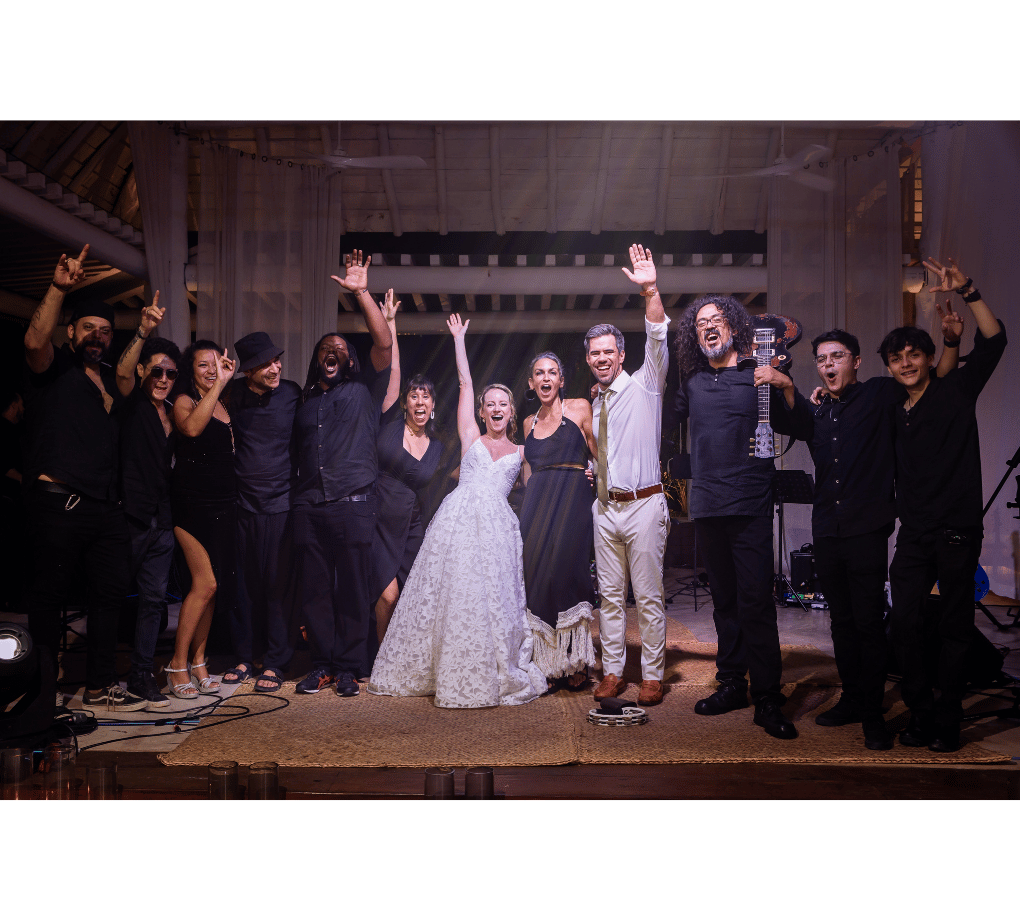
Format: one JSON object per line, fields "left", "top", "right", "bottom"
{"left": 82, "top": 752, "right": 1020, "bottom": 800}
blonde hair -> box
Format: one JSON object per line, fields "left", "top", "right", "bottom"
{"left": 477, "top": 383, "right": 517, "bottom": 442}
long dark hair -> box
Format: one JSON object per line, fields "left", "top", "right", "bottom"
{"left": 303, "top": 332, "right": 361, "bottom": 398}
{"left": 171, "top": 339, "right": 224, "bottom": 403}
{"left": 674, "top": 295, "right": 754, "bottom": 381}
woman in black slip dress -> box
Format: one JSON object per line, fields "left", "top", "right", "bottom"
{"left": 166, "top": 340, "right": 237, "bottom": 699}
{"left": 370, "top": 291, "right": 446, "bottom": 645}
{"left": 519, "top": 352, "right": 599, "bottom": 691}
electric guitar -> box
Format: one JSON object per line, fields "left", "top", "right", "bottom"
{"left": 744, "top": 314, "right": 802, "bottom": 459}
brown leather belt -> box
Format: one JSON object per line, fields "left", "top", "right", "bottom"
{"left": 607, "top": 483, "right": 663, "bottom": 502}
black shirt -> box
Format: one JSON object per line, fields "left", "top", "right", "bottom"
{"left": 786, "top": 376, "right": 903, "bottom": 540}
{"left": 119, "top": 389, "right": 175, "bottom": 528}
{"left": 22, "top": 344, "right": 124, "bottom": 501}
{"left": 675, "top": 363, "right": 797, "bottom": 518}
{"left": 0, "top": 416, "right": 22, "bottom": 503}
{"left": 293, "top": 361, "right": 387, "bottom": 506}
{"left": 894, "top": 322, "right": 1007, "bottom": 536}
{"left": 225, "top": 378, "right": 301, "bottom": 515}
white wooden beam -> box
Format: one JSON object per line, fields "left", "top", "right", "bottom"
{"left": 489, "top": 125, "right": 504, "bottom": 235}
{"left": 435, "top": 125, "right": 448, "bottom": 236}
{"left": 590, "top": 124, "right": 613, "bottom": 235}
{"left": 709, "top": 125, "right": 731, "bottom": 236}
{"left": 755, "top": 127, "right": 781, "bottom": 235}
{"left": 378, "top": 123, "right": 403, "bottom": 237}
{"left": 654, "top": 124, "right": 673, "bottom": 236}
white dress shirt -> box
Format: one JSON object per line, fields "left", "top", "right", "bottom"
{"left": 591, "top": 316, "right": 670, "bottom": 493}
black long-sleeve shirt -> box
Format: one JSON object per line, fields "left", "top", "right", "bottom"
{"left": 894, "top": 321, "right": 1007, "bottom": 536}
{"left": 119, "top": 389, "right": 174, "bottom": 527}
{"left": 675, "top": 363, "right": 797, "bottom": 518}
{"left": 785, "top": 375, "right": 903, "bottom": 540}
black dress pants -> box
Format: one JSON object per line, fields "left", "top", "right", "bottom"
{"left": 232, "top": 508, "right": 296, "bottom": 672}
{"left": 695, "top": 514, "right": 783, "bottom": 702}
{"left": 813, "top": 527, "right": 892, "bottom": 719}
{"left": 889, "top": 525, "right": 982, "bottom": 728}
{"left": 24, "top": 488, "right": 129, "bottom": 691}
{"left": 292, "top": 496, "right": 376, "bottom": 677}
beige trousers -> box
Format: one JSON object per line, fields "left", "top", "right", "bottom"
{"left": 593, "top": 492, "right": 670, "bottom": 681}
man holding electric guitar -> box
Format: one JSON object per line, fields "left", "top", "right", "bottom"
{"left": 673, "top": 296, "right": 801, "bottom": 740}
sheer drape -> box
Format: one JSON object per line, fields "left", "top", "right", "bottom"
{"left": 196, "top": 148, "right": 343, "bottom": 380}
{"left": 128, "top": 123, "right": 190, "bottom": 347}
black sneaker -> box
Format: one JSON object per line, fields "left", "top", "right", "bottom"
{"left": 814, "top": 694, "right": 862, "bottom": 726}
{"left": 82, "top": 683, "right": 148, "bottom": 712}
{"left": 335, "top": 672, "right": 360, "bottom": 697}
{"left": 295, "top": 667, "right": 335, "bottom": 694}
{"left": 127, "top": 669, "right": 171, "bottom": 710}
{"left": 694, "top": 679, "right": 749, "bottom": 715}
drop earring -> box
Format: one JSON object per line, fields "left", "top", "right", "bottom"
{"left": 430, "top": 410, "right": 435, "bottom": 419}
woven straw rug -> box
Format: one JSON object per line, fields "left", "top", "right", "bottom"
{"left": 160, "top": 618, "right": 1011, "bottom": 768}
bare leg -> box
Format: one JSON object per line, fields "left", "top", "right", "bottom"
{"left": 375, "top": 578, "right": 399, "bottom": 645}
{"left": 171, "top": 527, "right": 218, "bottom": 692}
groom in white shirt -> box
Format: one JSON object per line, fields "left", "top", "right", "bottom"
{"left": 588, "top": 244, "right": 670, "bottom": 707}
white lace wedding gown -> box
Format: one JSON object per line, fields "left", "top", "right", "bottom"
{"left": 368, "top": 438, "right": 547, "bottom": 708}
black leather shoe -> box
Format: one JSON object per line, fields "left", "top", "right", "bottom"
{"left": 753, "top": 699, "right": 798, "bottom": 739}
{"left": 694, "top": 680, "right": 749, "bottom": 715}
{"left": 862, "top": 717, "right": 894, "bottom": 751}
{"left": 928, "top": 733, "right": 962, "bottom": 753}
{"left": 898, "top": 712, "right": 934, "bottom": 747}
{"left": 815, "top": 694, "right": 862, "bottom": 727}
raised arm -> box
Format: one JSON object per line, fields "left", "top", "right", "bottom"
{"left": 173, "top": 349, "right": 236, "bottom": 437}
{"left": 621, "top": 243, "right": 665, "bottom": 324}
{"left": 934, "top": 301, "right": 963, "bottom": 378}
{"left": 331, "top": 250, "right": 393, "bottom": 372}
{"left": 24, "top": 244, "right": 89, "bottom": 374}
{"left": 447, "top": 313, "right": 479, "bottom": 456}
{"left": 379, "top": 289, "right": 402, "bottom": 413}
{"left": 115, "top": 291, "right": 165, "bottom": 396}
{"left": 924, "top": 256, "right": 1000, "bottom": 340}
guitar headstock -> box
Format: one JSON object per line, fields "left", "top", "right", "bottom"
{"left": 750, "top": 422, "right": 777, "bottom": 458}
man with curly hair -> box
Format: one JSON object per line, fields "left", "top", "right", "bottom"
{"left": 673, "top": 295, "right": 799, "bottom": 739}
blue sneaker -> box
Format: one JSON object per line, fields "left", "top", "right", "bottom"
{"left": 295, "top": 667, "right": 335, "bottom": 694}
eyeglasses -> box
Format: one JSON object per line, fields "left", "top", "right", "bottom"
{"left": 695, "top": 315, "right": 727, "bottom": 330}
{"left": 814, "top": 351, "right": 851, "bottom": 366}
{"left": 148, "top": 367, "right": 179, "bottom": 380}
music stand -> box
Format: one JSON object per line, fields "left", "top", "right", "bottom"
{"left": 772, "top": 470, "right": 814, "bottom": 612}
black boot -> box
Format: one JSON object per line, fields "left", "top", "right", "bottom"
{"left": 899, "top": 711, "right": 935, "bottom": 747}
{"left": 694, "top": 679, "right": 749, "bottom": 715}
{"left": 753, "top": 697, "right": 798, "bottom": 740}
{"left": 815, "top": 693, "right": 863, "bottom": 726}
{"left": 862, "top": 717, "right": 894, "bottom": 751}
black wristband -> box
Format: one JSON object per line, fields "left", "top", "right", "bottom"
{"left": 962, "top": 288, "right": 981, "bottom": 303}
{"left": 943, "top": 337, "right": 960, "bottom": 348}
{"left": 954, "top": 276, "right": 974, "bottom": 294}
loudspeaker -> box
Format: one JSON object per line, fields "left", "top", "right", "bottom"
{"left": 790, "top": 543, "right": 818, "bottom": 593}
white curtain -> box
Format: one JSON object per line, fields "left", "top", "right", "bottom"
{"left": 128, "top": 122, "right": 190, "bottom": 347}
{"left": 767, "top": 146, "right": 903, "bottom": 572}
{"left": 196, "top": 147, "right": 344, "bottom": 382}
{"left": 920, "top": 122, "right": 1020, "bottom": 599}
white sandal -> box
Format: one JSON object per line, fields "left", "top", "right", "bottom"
{"left": 164, "top": 664, "right": 198, "bottom": 699}
{"left": 190, "top": 660, "right": 221, "bottom": 693}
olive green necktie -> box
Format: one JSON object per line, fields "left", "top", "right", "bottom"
{"left": 597, "top": 390, "right": 610, "bottom": 506}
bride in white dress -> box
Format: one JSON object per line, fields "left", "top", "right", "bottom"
{"left": 368, "top": 314, "right": 546, "bottom": 708}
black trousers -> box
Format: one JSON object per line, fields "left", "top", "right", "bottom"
{"left": 231, "top": 508, "right": 296, "bottom": 672}
{"left": 813, "top": 527, "right": 892, "bottom": 719}
{"left": 24, "top": 488, "right": 129, "bottom": 691}
{"left": 292, "top": 496, "right": 376, "bottom": 677}
{"left": 888, "top": 526, "right": 982, "bottom": 727}
{"left": 695, "top": 514, "right": 783, "bottom": 702}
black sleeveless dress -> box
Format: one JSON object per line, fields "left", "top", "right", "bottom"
{"left": 369, "top": 407, "right": 444, "bottom": 602}
{"left": 171, "top": 415, "right": 238, "bottom": 642}
{"left": 519, "top": 417, "right": 597, "bottom": 679}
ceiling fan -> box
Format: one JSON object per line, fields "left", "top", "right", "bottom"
{"left": 289, "top": 122, "right": 428, "bottom": 170}
{"left": 693, "top": 130, "right": 835, "bottom": 192}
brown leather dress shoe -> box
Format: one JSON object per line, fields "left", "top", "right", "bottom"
{"left": 594, "top": 674, "right": 627, "bottom": 702}
{"left": 638, "top": 680, "right": 664, "bottom": 706}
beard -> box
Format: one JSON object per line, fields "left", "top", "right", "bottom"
{"left": 699, "top": 331, "right": 733, "bottom": 361}
{"left": 74, "top": 334, "right": 110, "bottom": 365}
{"left": 317, "top": 353, "right": 349, "bottom": 388}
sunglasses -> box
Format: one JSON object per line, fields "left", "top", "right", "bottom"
{"left": 148, "top": 367, "right": 179, "bottom": 381}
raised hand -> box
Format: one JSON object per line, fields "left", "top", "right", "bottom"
{"left": 331, "top": 250, "right": 371, "bottom": 293}
{"left": 216, "top": 348, "right": 236, "bottom": 388}
{"left": 140, "top": 291, "right": 165, "bottom": 335}
{"left": 923, "top": 256, "right": 968, "bottom": 293}
{"left": 621, "top": 244, "right": 656, "bottom": 288}
{"left": 53, "top": 244, "right": 90, "bottom": 292}
{"left": 937, "top": 301, "right": 964, "bottom": 343}
{"left": 380, "top": 288, "right": 400, "bottom": 323}
{"left": 447, "top": 313, "right": 469, "bottom": 339}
